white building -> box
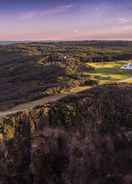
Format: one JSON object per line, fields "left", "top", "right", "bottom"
{"left": 121, "top": 63, "right": 132, "bottom": 70}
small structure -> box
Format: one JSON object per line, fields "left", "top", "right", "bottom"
{"left": 44, "top": 54, "right": 69, "bottom": 66}
{"left": 121, "top": 63, "right": 132, "bottom": 70}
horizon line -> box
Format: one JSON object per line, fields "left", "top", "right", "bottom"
{"left": 1, "top": 39, "right": 132, "bottom": 42}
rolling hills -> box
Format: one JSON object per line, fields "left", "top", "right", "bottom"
{"left": 1, "top": 41, "right": 132, "bottom": 111}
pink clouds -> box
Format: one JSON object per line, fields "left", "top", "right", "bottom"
{"left": 0, "top": 28, "right": 132, "bottom": 41}
{"left": 0, "top": 2, "right": 132, "bottom": 41}
{"left": 0, "top": 31, "right": 73, "bottom": 41}
{"left": 18, "top": 4, "right": 73, "bottom": 20}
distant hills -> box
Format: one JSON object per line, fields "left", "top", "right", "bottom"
{"left": 0, "top": 41, "right": 19, "bottom": 45}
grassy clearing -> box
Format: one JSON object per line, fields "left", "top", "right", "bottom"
{"left": 126, "top": 79, "right": 132, "bottom": 84}
{"left": 87, "top": 61, "right": 132, "bottom": 84}
{"left": 66, "top": 86, "right": 90, "bottom": 93}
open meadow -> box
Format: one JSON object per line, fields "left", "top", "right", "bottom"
{"left": 87, "top": 61, "right": 132, "bottom": 84}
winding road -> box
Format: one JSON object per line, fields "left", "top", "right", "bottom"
{"left": 119, "top": 77, "right": 132, "bottom": 83}
{"left": 0, "top": 86, "right": 90, "bottom": 118}
{"left": 0, "top": 94, "right": 66, "bottom": 118}
{"left": 1, "top": 77, "right": 131, "bottom": 118}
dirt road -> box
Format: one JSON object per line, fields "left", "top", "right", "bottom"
{"left": 0, "top": 86, "right": 90, "bottom": 117}
{"left": 0, "top": 94, "right": 66, "bottom": 117}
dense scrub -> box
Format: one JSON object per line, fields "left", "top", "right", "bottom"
{"left": 1, "top": 40, "right": 132, "bottom": 110}
{"left": 0, "top": 84, "right": 132, "bottom": 183}
{"left": 0, "top": 48, "right": 94, "bottom": 111}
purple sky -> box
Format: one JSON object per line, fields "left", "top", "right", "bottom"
{"left": 0, "top": 0, "right": 132, "bottom": 40}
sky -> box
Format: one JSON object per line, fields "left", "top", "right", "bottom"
{"left": 0, "top": 0, "right": 132, "bottom": 41}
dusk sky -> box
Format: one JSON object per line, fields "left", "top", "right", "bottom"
{"left": 0, "top": 0, "right": 132, "bottom": 40}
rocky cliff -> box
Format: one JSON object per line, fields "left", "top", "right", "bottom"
{"left": 0, "top": 84, "right": 132, "bottom": 184}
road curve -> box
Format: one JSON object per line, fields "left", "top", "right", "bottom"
{"left": 2, "top": 81, "right": 130, "bottom": 118}
{"left": 119, "top": 77, "right": 132, "bottom": 83}
{"left": 0, "top": 86, "right": 90, "bottom": 118}
{"left": 0, "top": 94, "right": 66, "bottom": 118}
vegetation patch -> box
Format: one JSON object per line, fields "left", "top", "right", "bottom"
{"left": 88, "top": 61, "right": 132, "bottom": 84}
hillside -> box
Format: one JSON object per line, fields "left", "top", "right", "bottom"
{"left": 1, "top": 40, "right": 132, "bottom": 111}
{"left": 0, "top": 84, "right": 132, "bottom": 184}
{"left": 0, "top": 46, "right": 93, "bottom": 111}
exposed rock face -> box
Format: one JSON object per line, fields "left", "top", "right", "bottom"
{"left": 0, "top": 84, "right": 132, "bottom": 184}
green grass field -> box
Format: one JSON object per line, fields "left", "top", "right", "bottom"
{"left": 86, "top": 61, "right": 132, "bottom": 84}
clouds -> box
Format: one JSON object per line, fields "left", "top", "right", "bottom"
{"left": 17, "top": 3, "right": 73, "bottom": 20}
{"left": 118, "top": 18, "right": 129, "bottom": 24}
{"left": 74, "top": 29, "right": 79, "bottom": 33}
{"left": 0, "top": 0, "right": 132, "bottom": 40}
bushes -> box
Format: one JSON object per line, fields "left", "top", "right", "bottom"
{"left": 1, "top": 84, "right": 132, "bottom": 183}
{"left": 84, "top": 79, "right": 98, "bottom": 86}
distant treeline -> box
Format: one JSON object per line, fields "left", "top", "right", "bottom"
{"left": 81, "top": 53, "right": 132, "bottom": 62}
